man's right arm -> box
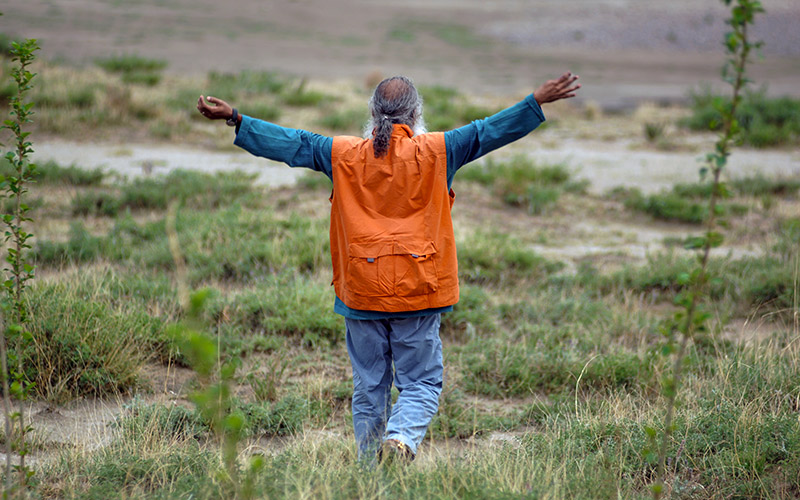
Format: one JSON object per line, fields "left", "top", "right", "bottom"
{"left": 443, "top": 72, "right": 579, "bottom": 187}
{"left": 196, "top": 95, "right": 333, "bottom": 179}
{"left": 234, "top": 116, "right": 333, "bottom": 179}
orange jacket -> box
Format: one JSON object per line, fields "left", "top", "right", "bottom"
{"left": 330, "top": 124, "right": 459, "bottom": 312}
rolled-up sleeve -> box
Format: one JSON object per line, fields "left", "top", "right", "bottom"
{"left": 234, "top": 115, "right": 334, "bottom": 179}
{"left": 444, "top": 94, "right": 545, "bottom": 184}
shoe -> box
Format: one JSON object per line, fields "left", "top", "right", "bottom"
{"left": 378, "top": 439, "right": 415, "bottom": 465}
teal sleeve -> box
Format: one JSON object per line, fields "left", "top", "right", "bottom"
{"left": 444, "top": 94, "right": 545, "bottom": 188}
{"left": 234, "top": 115, "right": 334, "bottom": 180}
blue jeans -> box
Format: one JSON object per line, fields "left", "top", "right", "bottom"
{"left": 345, "top": 314, "right": 443, "bottom": 459}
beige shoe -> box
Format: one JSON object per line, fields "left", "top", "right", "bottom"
{"left": 378, "top": 439, "right": 415, "bottom": 465}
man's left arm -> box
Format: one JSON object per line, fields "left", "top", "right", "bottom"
{"left": 445, "top": 72, "right": 580, "bottom": 184}
{"left": 444, "top": 94, "right": 545, "bottom": 182}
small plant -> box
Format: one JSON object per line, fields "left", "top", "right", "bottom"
{"left": 644, "top": 122, "right": 666, "bottom": 142}
{"left": 166, "top": 204, "right": 264, "bottom": 499}
{"left": 0, "top": 36, "right": 39, "bottom": 497}
{"left": 647, "top": 2, "right": 764, "bottom": 498}
{"left": 246, "top": 355, "right": 288, "bottom": 402}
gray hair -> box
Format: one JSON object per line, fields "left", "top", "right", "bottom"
{"left": 363, "top": 76, "right": 427, "bottom": 158}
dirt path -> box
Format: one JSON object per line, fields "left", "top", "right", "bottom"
{"left": 31, "top": 136, "right": 800, "bottom": 195}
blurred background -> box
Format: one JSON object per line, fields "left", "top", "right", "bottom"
{"left": 3, "top": 0, "right": 800, "bottom": 110}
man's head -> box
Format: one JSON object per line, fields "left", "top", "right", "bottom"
{"left": 365, "top": 76, "right": 426, "bottom": 158}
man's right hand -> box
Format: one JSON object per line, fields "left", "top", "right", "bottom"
{"left": 197, "top": 95, "right": 234, "bottom": 120}
{"left": 534, "top": 72, "right": 581, "bottom": 105}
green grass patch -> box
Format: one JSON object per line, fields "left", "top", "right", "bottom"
{"left": 207, "top": 70, "right": 289, "bottom": 97}
{"left": 730, "top": 173, "right": 800, "bottom": 197}
{"left": 457, "top": 230, "right": 563, "bottom": 284}
{"left": 0, "top": 158, "right": 105, "bottom": 186}
{"left": 95, "top": 54, "right": 167, "bottom": 87}
{"left": 684, "top": 90, "right": 800, "bottom": 147}
{"left": 206, "top": 273, "right": 343, "bottom": 348}
{"left": 68, "top": 169, "right": 259, "bottom": 216}
{"left": 460, "top": 155, "right": 585, "bottom": 214}
{"left": 614, "top": 183, "right": 749, "bottom": 224}
{"left": 36, "top": 208, "right": 331, "bottom": 285}
{"left": 317, "top": 107, "right": 367, "bottom": 133}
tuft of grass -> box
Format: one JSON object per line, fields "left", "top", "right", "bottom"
{"left": 242, "top": 101, "right": 281, "bottom": 122}
{"left": 296, "top": 171, "right": 333, "bottom": 191}
{"left": 66, "top": 169, "right": 259, "bottom": 217}
{"left": 35, "top": 208, "right": 332, "bottom": 287}
{"left": 440, "top": 284, "right": 497, "bottom": 341}
{"left": 459, "top": 336, "right": 653, "bottom": 397}
{"left": 20, "top": 280, "right": 163, "bottom": 402}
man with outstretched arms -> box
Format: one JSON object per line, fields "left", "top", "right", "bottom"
{"left": 197, "top": 72, "right": 580, "bottom": 463}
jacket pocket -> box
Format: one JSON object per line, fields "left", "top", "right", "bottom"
{"left": 347, "top": 240, "right": 438, "bottom": 297}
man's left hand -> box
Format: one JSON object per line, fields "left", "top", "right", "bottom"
{"left": 197, "top": 95, "right": 233, "bottom": 120}
{"left": 534, "top": 73, "right": 581, "bottom": 105}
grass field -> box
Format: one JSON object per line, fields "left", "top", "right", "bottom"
{"left": 0, "top": 50, "right": 799, "bottom": 499}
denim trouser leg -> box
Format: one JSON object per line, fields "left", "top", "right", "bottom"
{"left": 346, "top": 314, "right": 443, "bottom": 458}
{"left": 346, "top": 319, "right": 393, "bottom": 459}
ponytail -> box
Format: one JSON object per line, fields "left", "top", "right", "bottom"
{"left": 366, "top": 76, "right": 422, "bottom": 158}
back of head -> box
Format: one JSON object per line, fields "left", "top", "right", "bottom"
{"left": 367, "top": 76, "right": 424, "bottom": 158}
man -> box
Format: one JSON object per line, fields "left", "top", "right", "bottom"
{"left": 197, "top": 72, "right": 580, "bottom": 463}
